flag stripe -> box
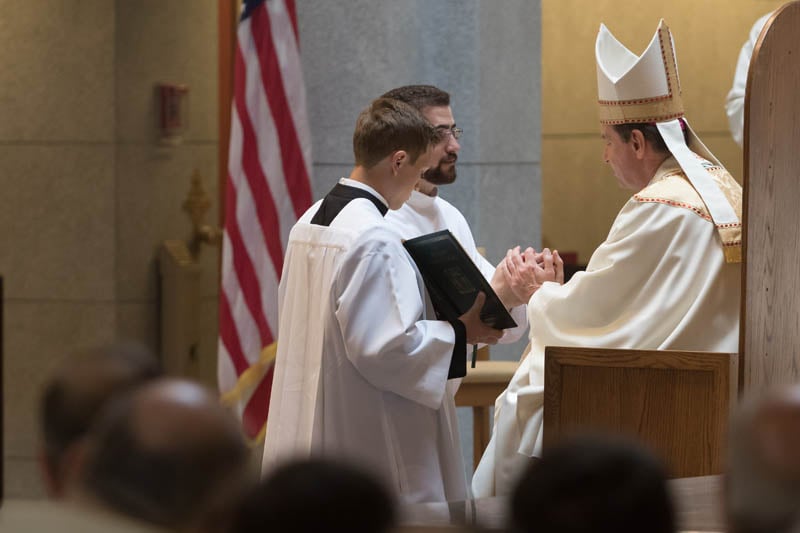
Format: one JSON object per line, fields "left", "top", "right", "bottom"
{"left": 219, "top": 0, "right": 313, "bottom": 441}
{"left": 265, "top": 0, "right": 313, "bottom": 178}
{"left": 228, "top": 109, "right": 281, "bottom": 332}
{"left": 242, "top": 364, "right": 275, "bottom": 438}
{"left": 219, "top": 292, "right": 250, "bottom": 375}
{"left": 233, "top": 44, "right": 285, "bottom": 276}
{"left": 239, "top": 20, "right": 298, "bottom": 251}
{"left": 285, "top": 0, "right": 299, "bottom": 43}
{"left": 225, "top": 175, "right": 273, "bottom": 346}
{"left": 250, "top": 3, "right": 313, "bottom": 218}
{"left": 221, "top": 229, "right": 269, "bottom": 367}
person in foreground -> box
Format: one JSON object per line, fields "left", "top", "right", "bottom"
{"left": 509, "top": 434, "right": 675, "bottom": 533}
{"left": 473, "top": 19, "right": 743, "bottom": 497}
{"left": 70, "top": 378, "right": 251, "bottom": 532}
{"left": 727, "top": 386, "right": 800, "bottom": 533}
{"left": 233, "top": 458, "right": 395, "bottom": 533}
{"left": 262, "top": 97, "right": 504, "bottom": 503}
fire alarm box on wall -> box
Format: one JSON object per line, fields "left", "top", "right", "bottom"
{"left": 158, "top": 83, "right": 189, "bottom": 144}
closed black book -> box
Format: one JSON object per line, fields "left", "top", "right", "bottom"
{"left": 403, "top": 230, "right": 517, "bottom": 330}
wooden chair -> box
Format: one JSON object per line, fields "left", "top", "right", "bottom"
{"left": 741, "top": 1, "right": 800, "bottom": 392}
{"left": 543, "top": 346, "right": 738, "bottom": 477}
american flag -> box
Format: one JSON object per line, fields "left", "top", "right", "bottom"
{"left": 218, "top": 0, "right": 313, "bottom": 441}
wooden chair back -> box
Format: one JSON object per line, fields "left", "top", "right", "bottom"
{"left": 741, "top": 1, "right": 800, "bottom": 393}
{"left": 543, "top": 346, "right": 738, "bottom": 477}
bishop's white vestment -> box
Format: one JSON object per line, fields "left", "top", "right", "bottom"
{"left": 263, "top": 179, "right": 468, "bottom": 504}
{"left": 472, "top": 157, "right": 742, "bottom": 497}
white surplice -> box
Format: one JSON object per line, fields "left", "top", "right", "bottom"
{"left": 386, "top": 190, "right": 528, "bottom": 342}
{"left": 472, "top": 157, "right": 742, "bottom": 497}
{"left": 263, "top": 180, "right": 468, "bottom": 503}
{"left": 726, "top": 12, "right": 772, "bottom": 147}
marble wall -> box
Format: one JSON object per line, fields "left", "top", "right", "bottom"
{"left": 297, "top": 0, "right": 542, "bottom": 364}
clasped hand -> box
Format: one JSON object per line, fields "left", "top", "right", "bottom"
{"left": 491, "top": 246, "right": 564, "bottom": 308}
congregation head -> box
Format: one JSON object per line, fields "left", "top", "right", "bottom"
{"left": 727, "top": 386, "right": 800, "bottom": 533}
{"left": 74, "top": 377, "right": 251, "bottom": 532}
{"left": 232, "top": 458, "right": 396, "bottom": 533}
{"left": 509, "top": 434, "right": 675, "bottom": 533}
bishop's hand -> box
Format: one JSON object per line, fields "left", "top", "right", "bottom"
{"left": 502, "top": 247, "right": 565, "bottom": 306}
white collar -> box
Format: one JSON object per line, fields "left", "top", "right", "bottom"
{"left": 406, "top": 189, "right": 438, "bottom": 210}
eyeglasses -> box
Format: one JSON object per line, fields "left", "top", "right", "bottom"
{"left": 436, "top": 126, "right": 463, "bottom": 140}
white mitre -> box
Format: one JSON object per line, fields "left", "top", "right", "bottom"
{"left": 595, "top": 20, "right": 740, "bottom": 231}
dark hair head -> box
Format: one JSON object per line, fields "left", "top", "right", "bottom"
{"left": 510, "top": 434, "right": 675, "bottom": 533}
{"left": 233, "top": 459, "right": 396, "bottom": 533}
{"left": 80, "top": 379, "right": 249, "bottom": 529}
{"left": 40, "top": 342, "right": 161, "bottom": 484}
{"left": 612, "top": 120, "right": 689, "bottom": 155}
{"left": 352, "top": 97, "right": 440, "bottom": 169}
{"left": 380, "top": 84, "right": 451, "bottom": 112}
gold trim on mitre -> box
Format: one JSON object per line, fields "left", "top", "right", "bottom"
{"left": 596, "top": 20, "right": 684, "bottom": 125}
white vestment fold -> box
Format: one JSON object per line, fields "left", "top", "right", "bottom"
{"left": 472, "top": 157, "right": 742, "bottom": 497}
{"left": 726, "top": 13, "right": 772, "bottom": 147}
{"left": 263, "top": 190, "right": 468, "bottom": 503}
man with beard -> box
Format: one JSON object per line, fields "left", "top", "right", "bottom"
{"left": 382, "top": 85, "right": 531, "bottom": 341}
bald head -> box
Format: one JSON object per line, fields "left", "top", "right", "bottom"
{"left": 130, "top": 379, "right": 240, "bottom": 451}
{"left": 728, "top": 386, "right": 800, "bottom": 533}
{"left": 78, "top": 378, "right": 249, "bottom": 530}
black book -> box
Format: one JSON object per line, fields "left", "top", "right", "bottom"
{"left": 403, "top": 230, "right": 517, "bottom": 330}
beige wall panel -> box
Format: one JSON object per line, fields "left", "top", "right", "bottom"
{"left": 115, "top": 302, "right": 159, "bottom": 356}
{"left": 115, "top": 281, "right": 218, "bottom": 386}
{"left": 194, "top": 296, "right": 221, "bottom": 389}
{"left": 543, "top": 0, "right": 785, "bottom": 136}
{"left": 3, "top": 301, "right": 116, "bottom": 458}
{"left": 542, "top": 137, "right": 631, "bottom": 262}
{"left": 0, "top": 146, "right": 114, "bottom": 300}
{"left": 115, "top": 0, "right": 218, "bottom": 143}
{"left": 0, "top": 0, "right": 114, "bottom": 141}
{"left": 115, "top": 144, "right": 218, "bottom": 301}
{"left": 5, "top": 457, "right": 44, "bottom": 498}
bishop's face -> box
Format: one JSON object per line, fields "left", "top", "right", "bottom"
{"left": 421, "top": 106, "right": 460, "bottom": 185}
{"left": 601, "top": 124, "right": 646, "bottom": 191}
